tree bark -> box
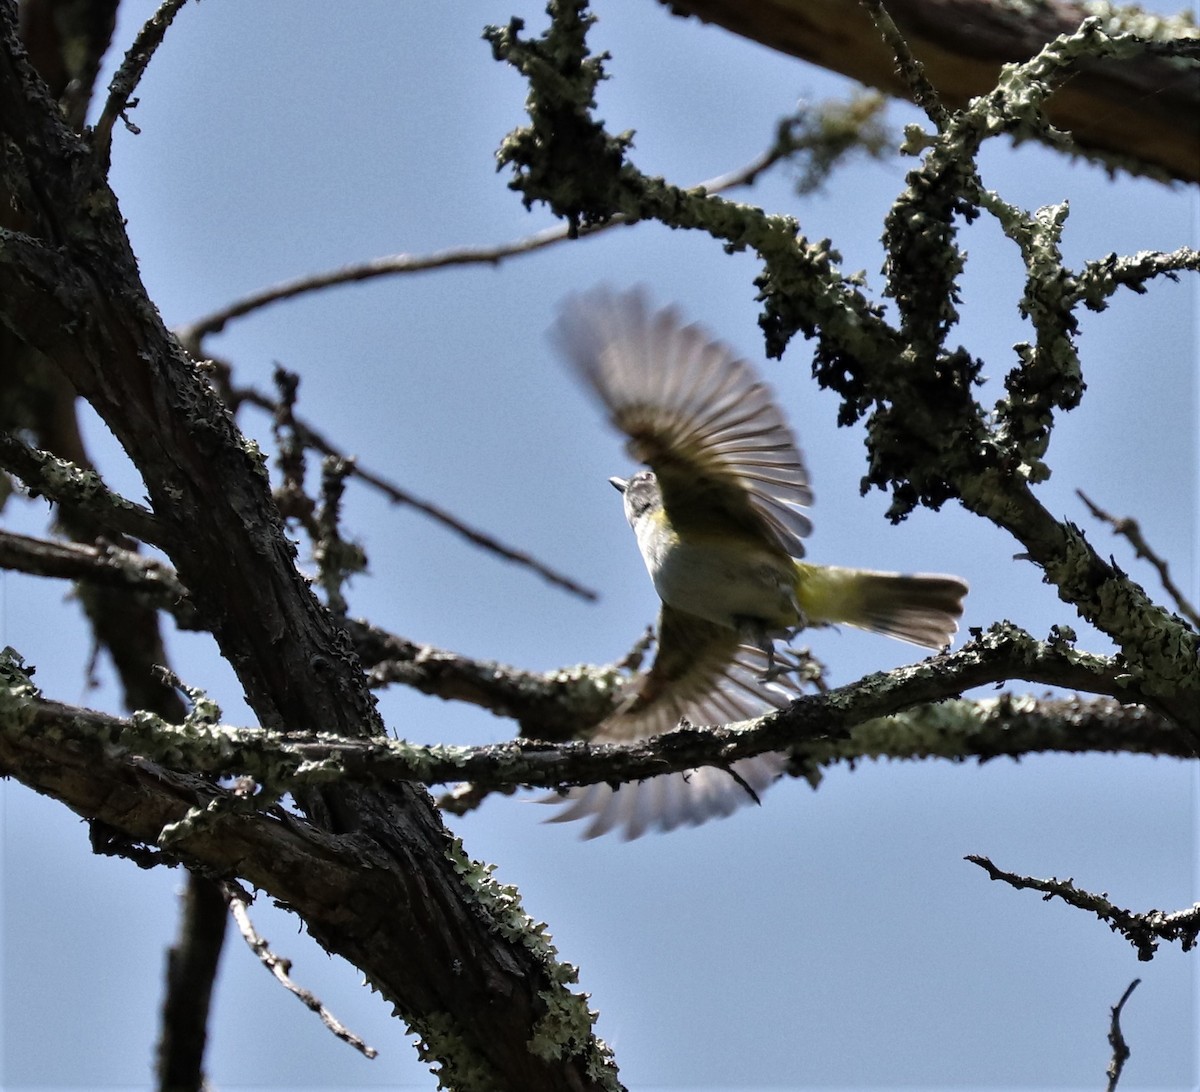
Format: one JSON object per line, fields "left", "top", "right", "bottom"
{"left": 0, "top": 7, "right": 614, "bottom": 1087}
{"left": 664, "top": 0, "right": 1200, "bottom": 181}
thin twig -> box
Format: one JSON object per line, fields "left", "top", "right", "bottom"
{"left": 175, "top": 130, "right": 803, "bottom": 346}
{"left": 221, "top": 882, "right": 378, "bottom": 1059}
{"left": 1105, "top": 978, "right": 1140, "bottom": 1092}
{"left": 693, "top": 133, "right": 799, "bottom": 192}
{"left": 966, "top": 855, "right": 1200, "bottom": 960}
{"left": 234, "top": 386, "right": 600, "bottom": 601}
{"left": 177, "top": 226, "right": 582, "bottom": 345}
{"left": 1077, "top": 490, "right": 1199, "bottom": 627}
{"left": 92, "top": 0, "right": 191, "bottom": 171}
{"left": 858, "top": 0, "right": 948, "bottom": 128}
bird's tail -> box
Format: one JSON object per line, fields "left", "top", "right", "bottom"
{"left": 795, "top": 563, "right": 968, "bottom": 649}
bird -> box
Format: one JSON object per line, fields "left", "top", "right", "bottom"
{"left": 545, "top": 287, "right": 968, "bottom": 838}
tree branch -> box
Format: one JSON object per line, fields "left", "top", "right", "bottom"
{"left": 0, "top": 11, "right": 618, "bottom": 1084}
{"left": 0, "top": 430, "right": 164, "bottom": 546}
{"left": 156, "top": 873, "right": 227, "bottom": 1092}
{"left": 222, "top": 881, "right": 377, "bottom": 1060}
{"left": 1105, "top": 979, "right": 1140, "bottom": 1091}
{"left": 1077, "top": 489, "right": 1200, "bottom": 628}
{"left": 0, "top": 526, "right": 196, "bottom": 612}
{"left": 966, "top": 856, "right": 1200, "bottom": 960}
{"left": 858, "top": 0, "right": 948, "bottom": 127}
{"left": 91, "top": 0, "right": 191, "bottom": 171}
{"left": 3, "top": 632, "right": 1186, "bottom": 806}
{"left": 663, "top": 0, "right": 1200, "bottom": 181}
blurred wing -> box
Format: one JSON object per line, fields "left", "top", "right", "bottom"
{"left": 554, "top": 287, "right": 812, "bottom": 557}
{"left": 543, "top": 607, "right": 802, "bottom": 839}
{"left": 545, "top": 755, "right": 787, "bottom": 841}
{"left": 594, "top": 608, "right": 802, "bottom": 741}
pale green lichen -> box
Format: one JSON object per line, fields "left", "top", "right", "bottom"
{"left": 158, "top": 795, "right": 232, "bottom": 848}
{"left": 444, "top": 835, "right": 554, "bottom": 949}
{"left": 0, "top": 648, "right": 41, "bottom": 728}
{"left": 846, "top": 701, "right": 985, "bottom": 760}
{"left": 529, "top": 977, "right": 603, "bottom": 1066}
{"left": 1082, "top": 1, "right": 1198, "bottom": 38}
{"left": 441, "top": 833, "right": 618, "bottom": 1084}
{"left": 412, "top": 1011, "right": 497, "bottom": 1092}
{"left": 241, "top": 437, "right": 269, "bottom": 475}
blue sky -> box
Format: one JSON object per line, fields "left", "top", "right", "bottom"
{"left": 1, "top": 2, "right": 1197, "bottom": 1089}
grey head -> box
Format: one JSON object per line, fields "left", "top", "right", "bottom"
{"left": 609, "top": 470, "right": 661, "bottom": 528}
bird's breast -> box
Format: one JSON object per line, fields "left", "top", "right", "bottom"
{"left": 633, "top": 517, "right": 799, "bottom": 631}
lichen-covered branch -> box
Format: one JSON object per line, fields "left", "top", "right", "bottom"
{"left": 2, "top": 630, "right": 1185, "bottom": 808}
{"left": 0, "top": 7, "right": 619, "bottom": 1084}
{"left": 0, "top": 431, "right": 164, "bottom": 546}
{"left": 967, "top": 855, "right": 1200, "bottom": 961}
{"left": 91, "top": 0, "right": 192, "bottom": 170}
{"left": 0, "top": 527, "right": 199, "bottom": 621}
{"left": 486, "top": 5, "right": 1200, "bottom": 732}
{"left": 662, "top": 0, "right": 1200, "bottom": 182}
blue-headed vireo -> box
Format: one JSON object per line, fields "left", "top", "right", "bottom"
{"left": 545, "top": 288, "right": 968, "bottom": 838}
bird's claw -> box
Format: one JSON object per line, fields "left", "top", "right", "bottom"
{"left": 733, "top": 617, "right": 790, "bottom": 683}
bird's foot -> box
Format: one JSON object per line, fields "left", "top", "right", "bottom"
{"left": 734, "top": 618, "right": 787, "bottom": 683}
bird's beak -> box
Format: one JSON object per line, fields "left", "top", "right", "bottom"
{"left": 609, "top": 476, "right": 628, "bottom": 494}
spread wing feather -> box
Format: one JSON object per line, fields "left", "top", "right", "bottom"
{"left": 554, "top": 287, "right": 812, "bottom": 558}
{"left": 542, "top": 608, "right": 802, "bottom": 839}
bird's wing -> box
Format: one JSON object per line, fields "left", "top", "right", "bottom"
{"left": 554, "top": 287, "right": 812, "bottom": 557}
{"left": 595, "top": 607, "right": 802, "bottom": 740}
{"left": 542, "top": 606, "right": 803, "bottom": 839}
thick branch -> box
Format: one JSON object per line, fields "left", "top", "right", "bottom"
{"left": 663, "top": 0, "right": 1200, "bottom": 181}
{"left": 0, "top": 12, "right": 617, "bottom": 1086}
{"left": 4, "top": 629, "right": 1186, "bottom": 801}
{"left": 0, "top": 682, "right": 617, "bottom": 1087}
